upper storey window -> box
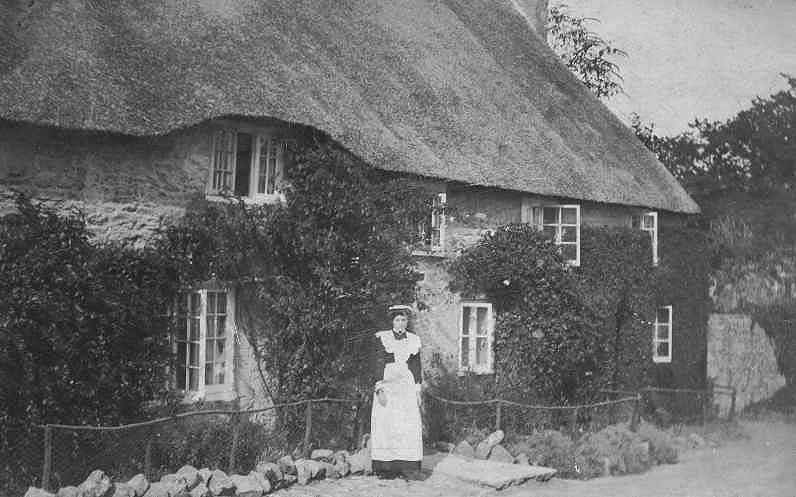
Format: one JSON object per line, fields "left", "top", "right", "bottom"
{"left": 208, "top": 129, "right": 293, "bottom": 201}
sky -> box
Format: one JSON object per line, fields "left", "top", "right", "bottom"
{"left": 563, "top": 0, "right": 796, "bottom": 136}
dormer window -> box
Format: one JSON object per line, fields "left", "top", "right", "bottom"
{"left": 417, "top": 193, "right": 447, "bottom": 252}
{"left": 633, "top": 211, "right": 659, "bottom": 265}
{"left": 208, "top": 128, "right": 293, "bottom": 201}
{"left": 527, "top": 204, "right": 581, "bottom": 266}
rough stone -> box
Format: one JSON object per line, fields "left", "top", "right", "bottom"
{"left": 198, "top": 469, "right": 212, "bottom": 485}
{"left": 253, "top": 462, "right": 282, "bottom": 487}
{"left": 277, "top": 456, "right": 296, "bottom": 476}
{"left": 159, "top": 475, "right": 188, "bottom": 497}
{"left": 141, "top": 482, "right": 170, "bottom": 497}
{"left": 228, "top": 474, "right": 262, "bottom": 497}
{"left": 110, "top": 484, "right": 136, "bottom": 497}
{"left": 282, "top": 475, "right": 297, "bottom": 487}
{"left": 453, "top": 440, "right": 475, "bottom": 458}
{"left": 176, "top": 465, "right": 201, "bottom": 490}
{"left": 332, "top": 461, "right": 350, "bottom": 479}
{"left": 126, "top": 475, "right": 149, "bottom": 497}
{"left": 347, "top": 448, "right": 372, "bottom": 475}
{"left": 332, "top": 450, "right": 350, "bottom": 465}
{"left": 310, "top": 449, "right": 334, "bottom": 461}
{"left": 435, "top": 455, "right": 557, "bottom": 490}
{"left": 688, "top": 433, "right": 707, "bottom": 449}
{"left": 78, "top": 470, "right": 113, "bottom": 497}
{"left": 294, "top": 459, "right": 326, "bottom": 485}
{"left": 514, "top": 453, "right": 530, "bottom": 465}
{"left": 246, "top": 471, "right": 271, "bottom": 494}
{"left": 488, "top": 444, "right": 514, "bottom": 464}
{"left": 57, "top": 486, "right": 80, "bottom": 497}
{"left": 188, "top": 483, "right": 210, "bottom": 497}
{"left": 207, "top": 470, "right": 236, "bottom": 497}
{"left": 483, "top": 430, "right": 505, "bottom": 447}
{"left": 24, "top": 487, "right": 56, "bottom": 497}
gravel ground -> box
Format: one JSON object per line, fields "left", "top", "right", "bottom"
{"left": 273, "top": 421, "right": 796, "bottom": 497}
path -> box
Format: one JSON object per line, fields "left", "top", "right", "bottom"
{"left": 274, "top": 421, "right": 796, "bottom": 497}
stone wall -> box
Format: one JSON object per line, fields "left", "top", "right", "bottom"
{"left": 707, "top": 313, "right": 786, "bottom": 415}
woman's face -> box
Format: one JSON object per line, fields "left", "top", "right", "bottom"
{"left": 392, "top": 314, "right": 408, "bottom": 332}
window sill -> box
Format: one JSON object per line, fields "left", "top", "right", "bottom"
{"left": 205, "top": 193, "right": 286, "bottom": 205}
{"left": 457, "top": 369, "right": 494, "bottom": 376}
{"left": 411, "top": 248, "right": 448, "bottom": 258}
{"left": 652, "top": 357, "right": 672, "bottom": 364}
{"left": 177, "top": 387, "right": 238, "bottom": 404}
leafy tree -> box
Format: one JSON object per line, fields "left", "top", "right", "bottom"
{"left": 548, "top": 4, "right": 626, "bottom": 99}
{"left": 632, "top": 76, "right": 796, "bottom": 196}
{"left": 0, "top": 195, "right": 178, "bottom": 428}
{"left": 156, "top": 137, "right": 430, "bottom": 404}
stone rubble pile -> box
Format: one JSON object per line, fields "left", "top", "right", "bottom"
{"left": 22, "top": 446, "right": 373, "bottom": 497}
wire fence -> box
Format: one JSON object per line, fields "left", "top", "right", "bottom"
{"left": 2, "top": 385, "right": 738, "bottom": 495}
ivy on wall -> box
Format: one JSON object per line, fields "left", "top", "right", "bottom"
{"left": 448, "top": 222, "right": 712, "bottom": 404}
{"left": 155, "top": 136, "right": 431, "bottom": 403}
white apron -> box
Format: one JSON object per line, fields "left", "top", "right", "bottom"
{"left": 370, "top": 331, "right": 423, "bottom": 462}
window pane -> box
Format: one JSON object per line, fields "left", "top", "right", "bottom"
{"left": 543, "top": 207, "right": 558, "bottom": 224}
{"left": 189, "top": 318, "right": 200, "bottom": 341}
{"left": 561, "top": 207, "right": 578, "bottom": 225}
{"left": 188, "top": 369, "right": 199, "bottom": 390}
{"left": 206, "top": 316, "right": 216, "bottom": 339}
{"left": 461, "top": 307, "right": 470, "bottom": 336}
{"left": 212, "top": 131, "right": 234, "bottom": 191}
{"left": 656, "top": 324, "right": 670, "bottom": 340}
{"left": 561, "top": 226, "right": 577, "bottom": 243}
{"left": 476, "top": 337, "right": 488, "bottom": 365}
{"left": 189, "top": 343, "right": 200, "bottom": 367}
{"left": 216, "top": 293, "right": 226, "bottom": 314}
{"left": 460, "top": 337, "right": 470, "bottom": 367}
{"left": 234, "top": 133, "right": 253, "bottom": 197}
{"left": 642, "top": 214, "right": 656, "bottom": 230}
{"left": 655, "top": 341, "right": 669, "bottom": 358}
{"left": 176, "top": 365, "right": 186, "bottom": 390}
{"left": 205, "top": 339, "right": 215, "bottom": 362}
{"left": 190, "top": 293, "right": 201, "bottom": 315}
{"left": 476, "top": 307, "right": 488, "bottom": 336}
{"left": 561, "top": 244, "right": 577, "bottom": 262}
{"left": 542, "top": 225, "right": 556, "bottom": 239}
{"left": 207, "top": 293, "right": 216, "bottom": 313}
{"left": 657, "top": 307, "right": 670, "bottom": 324}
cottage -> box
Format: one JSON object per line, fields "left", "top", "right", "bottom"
{"left": 0, "top": 0, "right": 699, "bottom": 406}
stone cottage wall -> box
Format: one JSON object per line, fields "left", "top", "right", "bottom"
{"left": 707, "top": 313, "right": 786, "bottom": 415}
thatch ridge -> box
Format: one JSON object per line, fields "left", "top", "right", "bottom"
{"left": 0, "top": 0, "right": 699, "bottom": 213}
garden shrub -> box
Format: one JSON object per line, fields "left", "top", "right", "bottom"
{"left": 0, "top": 195, "right": 178, "bottom": 429}
{"left": 636, "top": 421, "right": 679, "bottom": 464}
{"left": 573, "top": 424, "right": 651, "bottom": 478}
{"left": 504, "top": 430, "right": 577, "bottom": 477}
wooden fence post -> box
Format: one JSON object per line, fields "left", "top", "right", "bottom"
{"left": 144, "top": 438, "right": 153, "bottom": 480}
{"left": 729, "top": 388, "right": 737, "bottom": 421}
{"left": 569, "top": 408, "right": 579, "bottom": 436}
{"left": 303, "top": 400, "right": 313, "bottom": 457}
{"left": 700, "top": 392, "right": 708, "bottom": 427}
{"left": 41, "top": 425, "right": 52, "bottom": 492}
{"left": 495, "top": 401, "right": 502, "bottom": 432}
{"left": 228, "top": 415, "right": 240, "bottom": 474}
{"left": 630, "top": 395, "right": 640, "bottom": 432}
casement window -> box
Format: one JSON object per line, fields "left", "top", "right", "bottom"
{"left": 175, "top": 290, "right": 235, "bottom": 395}
{"left": 208, "top": 129, "right": 293, "bottom": 200}
{"left": 527, "top": 204, "right": 581, "bottom": 266}
{"left": 417, "top": 193, "right": 447, "bottom": 252}
{"left": 653, "top": 305, "right": 673, "bottom": 363}
{"left": 459, "top": 302, "right": 494, "bottom": 374}
{"left": 633, "top": 211, "right": 659, "bottom": 265}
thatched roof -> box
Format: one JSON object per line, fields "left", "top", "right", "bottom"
{"left": 0, "top": 0, "right": 699, "bottom": 213}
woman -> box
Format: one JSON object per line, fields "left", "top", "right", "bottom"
{"left": 370, "top": 304, "right": 423, "bottom": 478}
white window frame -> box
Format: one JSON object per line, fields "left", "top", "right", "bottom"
{"left": 416, "top": 192, "right": 447, "bottom": 253}
{"left": 638, "top": 211, "right": 659, "bottom": 266}
{"left": 458, "top": 302, "right": 494, "bottom": 374}
{"left": 653, "top": 305, "right": 673, "bottom": 363}
{"left": 529, "top": 204, "right": 581, "bottom": 266}
{"left": 206, "top": 126, "right": 294, "bottom": 203}
{"left": 174, "top": 289, "right": 236, "bottom": 400}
